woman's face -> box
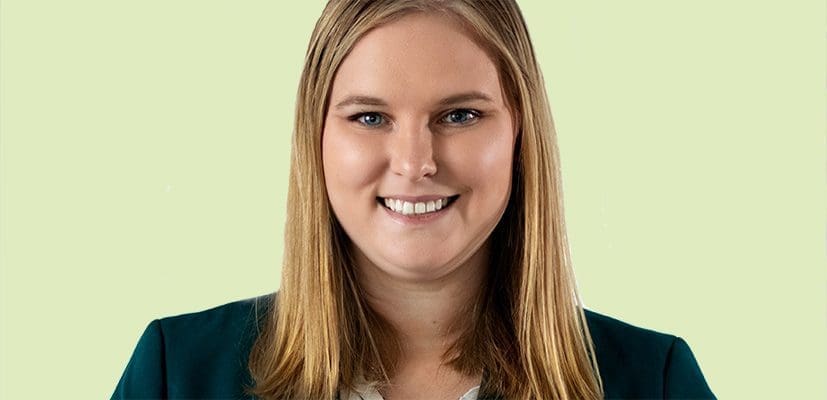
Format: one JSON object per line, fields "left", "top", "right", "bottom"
{"left": 322, "top": 12, "right": 518, "bottom": 283}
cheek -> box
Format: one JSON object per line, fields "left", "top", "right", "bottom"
{"left": 451, "top": 130, "right": 515, "bottom": 198}
{"left": 322, "top": 124, "right": 384, "bottom": 199}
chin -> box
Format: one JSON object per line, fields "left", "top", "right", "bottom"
{"left": 376, "top": 255, "right": 457, "bottom": 280}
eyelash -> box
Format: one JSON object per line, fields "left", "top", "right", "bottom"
{"left": 347, "top": 109, "right": 483, "bottom": 129}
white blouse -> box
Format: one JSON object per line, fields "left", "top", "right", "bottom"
{"left": 338, "top": 380, "right": 481, "bottom": 400}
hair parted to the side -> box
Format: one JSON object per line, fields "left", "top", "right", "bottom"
{"left": 246, "top": 1, "right": 604, "bottom": 399}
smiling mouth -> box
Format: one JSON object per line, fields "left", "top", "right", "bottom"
{"left": 376, "top": 195, "right": 460, "bottom": 216}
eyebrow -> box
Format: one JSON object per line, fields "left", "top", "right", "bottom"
{"left": 333, "top": 91, "right": 494, "bottom": 109}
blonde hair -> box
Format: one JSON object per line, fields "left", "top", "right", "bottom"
{"left": 247, "top": 1, "right": 604, "bottom": 399}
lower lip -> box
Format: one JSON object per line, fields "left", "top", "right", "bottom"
{"left": 380, "top": 200, "right": 455, "bottom": 225}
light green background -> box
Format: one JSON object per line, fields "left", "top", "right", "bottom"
{"left": 1, "top": 0, "right": 823, "bottom": 398}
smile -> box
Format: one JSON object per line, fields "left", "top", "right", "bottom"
{"left": 377, "top": 195, "right": 460, "bottom": 216}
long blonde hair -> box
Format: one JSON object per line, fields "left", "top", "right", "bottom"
{"left": 247, "top": 1, "right": 604, "bottom": 399}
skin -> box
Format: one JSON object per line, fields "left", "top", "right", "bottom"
{"left": 322, "top": 12, "right": 518, "bottom": 400}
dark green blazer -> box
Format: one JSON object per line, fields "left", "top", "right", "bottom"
{"left": 112, "top": 293, "right": 715, "bottom": 399}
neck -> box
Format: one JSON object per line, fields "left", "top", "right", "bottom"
{"left": 353, "top": 243, "right": 489, "bottom": 360}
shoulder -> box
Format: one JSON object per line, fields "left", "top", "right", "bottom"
{"left": 584, "top": 308, "right": 676, "bottom": 362}
{"left": 112, "top": 292, "right": 277, "bottom": 399}
{"left": 583, "top": 308, "right": 716, "bottom": 399}
{"left": 154, "top": 292, "right": 276, "bottom": 371}
{"left": 156, "top": 292, "right": 274, "bottom": 338}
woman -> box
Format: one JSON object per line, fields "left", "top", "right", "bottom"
{"left": 113, "top": 1, "right": 716, "bottom": 399}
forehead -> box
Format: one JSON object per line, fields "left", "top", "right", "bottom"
{"left": 329, "top": 12, "right": 505, "bottom": 107}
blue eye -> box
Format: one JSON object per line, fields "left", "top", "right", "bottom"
{"left": 442, "top": 109, "right": 480, "bottom": 125}
{"left": 352, "top": 112, "right": 385, "bottom": 127}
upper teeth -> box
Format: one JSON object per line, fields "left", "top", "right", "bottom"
{"left": 383, "top": 197, "right": 450, "bottom": 216}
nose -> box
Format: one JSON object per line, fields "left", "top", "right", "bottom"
{"left": 389, "top": 122, "right": 437, "bottom": 181}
